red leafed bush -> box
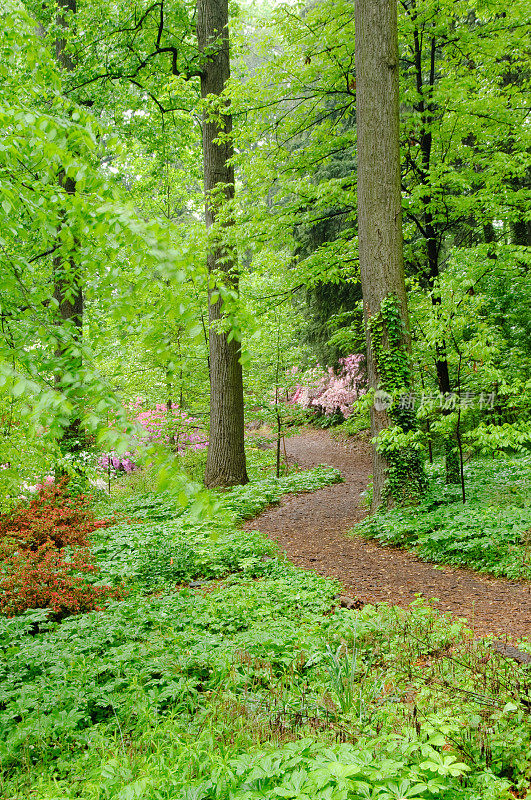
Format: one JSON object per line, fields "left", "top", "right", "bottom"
{"left": 0, "top": 543, "right": 122, "bottom": 618}
{"left": 0, "top": 479, "right": 121, "bottom": 618}
{"left": 0, "top": 478, "right": 113, "bottom": 554}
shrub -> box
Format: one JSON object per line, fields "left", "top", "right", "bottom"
{"left": 0, "top": 543, "right": 122, "bottom": 618}
{"left": 287, "top": 354, "right": 366, "bottom": 418}
{"left": 0, "top": 478, "right": 112, "bottom": 554}
{"left": 0, "top": 480, "right": 120, "bottom": 619}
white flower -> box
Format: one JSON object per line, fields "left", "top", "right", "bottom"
{"left": 89, "top": 477, "right": 109, "bottom": 493}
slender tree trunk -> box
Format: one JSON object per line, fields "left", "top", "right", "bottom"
{"left": 52, "top": 202, "right": 83, "bottom": 452}
{"left": 54, "top": 0, "right": 84, "bottom": 454}
{"left": 166, "top": 373, "right": 172, "bottom": 413}
{"left": 55, "top": 0, "right": 76, "bottom": 69}
{"left": 410, "top": 21, "right": 458, "bottom": 483}
{"left": 511, "top": 178, "right": 531, "bottom": 247}
{"left": 355, "top": 0, "right": 413, "bottom": 510}
{"left": 197, "top": 0, "right": 248, "bottom": 488}
{"left": 423, "top": 170, "right": 459, "bottom": 485}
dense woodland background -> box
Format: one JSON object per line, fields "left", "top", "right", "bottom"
{"left": 0, "top": 0, "right": 530, "bottom": 797}
{"left": 0, "top": 0, "right": 529, "bottom": 489}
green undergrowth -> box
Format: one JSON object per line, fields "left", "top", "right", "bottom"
{"left": 92, "top": 465, "right": 341, "bottom": 589}
{"left": 105, "top": 444, "right": 280, "bottom": 506}
{"left": 1, "top": 461, "right": 531, "bottom": 799}
{"left": 330, "top": 410, "right": 371, "bottom": 439}
{"left": 2, "top": 583, "right": 530, "bottom": 799}
{"left": 356, "top": 454, "right": 531, "bottom": 578}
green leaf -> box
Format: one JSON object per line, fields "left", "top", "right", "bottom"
{"left": 12, "top": 380, "right": 26, "bottom": 397}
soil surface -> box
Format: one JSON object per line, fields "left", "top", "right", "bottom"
{"left": 245, "top": 429, "right": 531, "bottom": 640}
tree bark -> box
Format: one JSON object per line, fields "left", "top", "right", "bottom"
{"left": 355, "top": 0, "right": 412, "bottom": 510}
{"left": 409, "top": 20, "right": 458, "bottom": 483}
{"left": 54, "top": 0, "right": 85, "bottom": 453}
{"left": 55, "top": 0, "right": 76, "bottom": 70}
{"left": 197, "top": 0, "right": 248, "bottom": 488}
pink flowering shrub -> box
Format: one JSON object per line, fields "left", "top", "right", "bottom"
{"left": 97, "top": 451, "right": 138, "bottom": 474}
{"left": 288, "top": 354, "right": 365, "bottom": 418}
{"left": 97, "top": 401, "right": 208, "bottom": 479}
{"left": 134, "top": 403, "right": 208, "bottom": 454}
{"left": 288, "top": 365, "right": 329, "bottom": 410}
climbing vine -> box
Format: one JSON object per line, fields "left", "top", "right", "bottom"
{"left": 369, "top": 294, "right": 410, "bottom": 394}
{"left": 369, "top": 294, "right": 427, "bottom": 505}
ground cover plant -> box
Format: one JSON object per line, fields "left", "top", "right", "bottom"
{"left": 92, "top": 465, "right": 342, "bottom": 589}
{"left": 356, "top": 455, "right": 531, "bottom": 579}
{"left": 1, "top": 571, "right": 530, "bottom": 799}
{"left": 1, "top": 459, "right": 531, "bottom": 799}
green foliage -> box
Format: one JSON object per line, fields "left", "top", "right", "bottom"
{"left": 1, "top": 465, "right": 530, "bottom": 798}
{"left": 374, "top": 426, "right": 428, "bottom": 505}
{"left": 191, "top": 734, "right": 473, "bottom": 799}
{"left": 93, "top": 466, "right": 341, "bottom": 588}
{"left": 322, "top": 640, "right": 383, "bottom": 717}
{"left": 295, "top": 282, "right": 364, "bottom": 368}
{"left": 408, "top": 245, "right": 531, "bottom": 469}
{"left": 0, "top": 580, "right": 526, "bottom": 798}
{"left": 331, "top": 398, "right": 371, "bottom": 439}
{"left": 369, "top": 295, "right": 427, "bottom": 504}
{"left": 0, "top": 4, "right": 201, "bottom": 475}
{"left": 0, "top": 0, "right": 530, "bottom": 793}
{"left": 369, "top": 294, "right": 411, "bottom": 395}
{"left": 310, "top": 408, "right": 346, "bottom": 429}
{"left": 356, "top": 455, "right": 531, "bottom": 578}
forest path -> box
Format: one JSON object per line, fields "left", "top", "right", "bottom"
{"left": 245, "top": 429, "right": 531, "bottom": 639}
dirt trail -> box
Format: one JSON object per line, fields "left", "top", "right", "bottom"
{"left": 245, "top": 429, "right": 531, "bottom": 639}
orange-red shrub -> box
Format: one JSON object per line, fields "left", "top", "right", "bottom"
{"left": 0, "top": 478, "right": 113, "bottom": 553}
{"left": 0, "top": 479, "right": 120, "bottom": 618}
{"left": 0, "top": 543, "right": 122, "bottom": 617}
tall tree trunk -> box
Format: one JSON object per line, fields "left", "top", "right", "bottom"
{"left": 54, "top": 0, "right": 85, "bottom": 454}
{"left": 197, "top": 0, "right": 248, "bottom": 488}
{"left": 355, "top": 0, "right": 423, "bottom": 510}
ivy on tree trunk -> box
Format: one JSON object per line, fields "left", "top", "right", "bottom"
{"left": 355, "top": 0, "right": 426, "bottom": 510}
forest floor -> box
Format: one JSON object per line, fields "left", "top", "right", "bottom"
{"left": 245, "top": 428, "right": 531, "bottom": 639}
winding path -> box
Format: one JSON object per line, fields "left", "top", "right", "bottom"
{"left": 245, "top": 429, "right": 531, "bottom": 639}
